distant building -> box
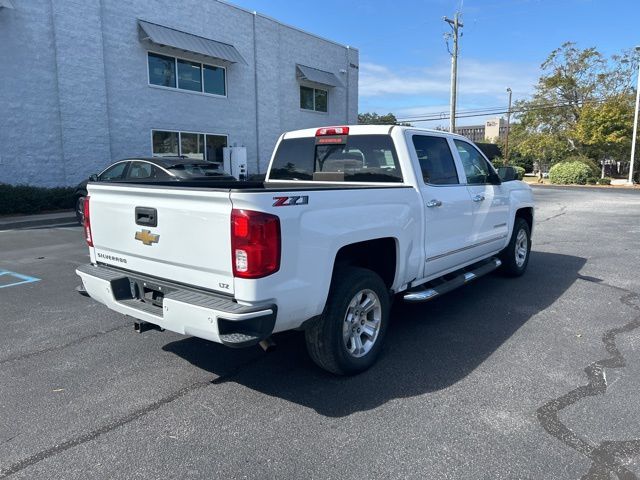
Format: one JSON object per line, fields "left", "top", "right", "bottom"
{"left": 456, "top": 117, "right": 508, "bottom": 143}
{"left": 0, "top": 0, "right": 358, "bottom": 186}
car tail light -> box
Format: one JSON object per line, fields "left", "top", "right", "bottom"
{"left": 231, "top": 209, "right": 280, "bottom": 279}
{"left": 83, "top": 196, "right": 93, "bottom": 247}
{"left": 316, "top": 126, "right": 349, "bottom": 136}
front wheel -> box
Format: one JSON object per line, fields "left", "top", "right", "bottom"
{"left": 305, "top": 267, "right": 390, "bottom": 375}
{"left": 499, "top": 218, "right": 531, "bottom": 277}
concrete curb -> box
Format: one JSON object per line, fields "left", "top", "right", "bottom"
{"left": 528, "top": 183, "right": 640, "bottom": 191}
{"left": 0, "top": 211, "right": 78, "bottom": 231}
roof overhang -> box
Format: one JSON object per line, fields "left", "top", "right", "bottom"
{"left": 138, "top": 20, "right": 247, "bottom": 65}
{"left": 296, "top": 64, "right": 343, "bottom": 88}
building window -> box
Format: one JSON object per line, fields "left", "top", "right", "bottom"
{"left": 148, "top": 52, "right": 226, "bottom": 97}
{"left": 180, "top": 132, "right": 204, "bottom": 159}
{"left": 152, "top": 130, "right": 227, "bottom": 163}
{"left": 203, "top": 65, "right": 226, "bottom": 96}
{"left": 177, "top": 59, "right": 202, "bottom": 92}
{"left": 205, "top": 134, "right": 227, "bottom": 163}
{"left": 300, "top": 86, "right": 328, "bottom": 112}
{"left": 152, "top": 130, "right": 179, "bottom": 156}
{"left": 148, "top": 53, "right": 176, "bottom": 88}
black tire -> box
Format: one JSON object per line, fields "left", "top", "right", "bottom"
{"left": 499, "top": 218, "right": 531, "bottom": 277}
{"left": 75, "top": 196, "right": 85, "bottom": 225}
{"left": 305, "top": 267, "right": 390, "bottom": 375}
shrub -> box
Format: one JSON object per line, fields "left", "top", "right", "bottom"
{"left": 512, "top": 156, "right": 534, "bottom": 174}
{"left": 587, "top": 177, "right": 598, "bottom": 185}
{"left": 548, "top": 161, "right": 592, "bottom": 185}
{"left": 491, "top": 157, "right": 506, "bottom": 168}
{"left": 597, "top": 177, "right": 612, "bottom": 185}
{"left": 513, "top": 166, "right": 525, "bottom": 180}
{"left": 562, "top": 155, "right": 600, "bottom": 177}
{"left": 0, "top": 184, "right": 76, "bottom": 216}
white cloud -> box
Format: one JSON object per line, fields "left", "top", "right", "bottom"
{"left": 359, "top": 59, "right": 537, "bottom": 100}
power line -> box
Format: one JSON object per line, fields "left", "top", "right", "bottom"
{"left": 399, "top": 98, "right": 610, "bottom": 122}
{"left": 397, "top": 97, "right": 611, "bottom": 123}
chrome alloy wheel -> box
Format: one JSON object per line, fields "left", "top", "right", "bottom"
{"left": 515, "top": 228, "right": 528, "bottom": 268}
{"left": 342, "top": 289, "right": 382, "bottom": 358}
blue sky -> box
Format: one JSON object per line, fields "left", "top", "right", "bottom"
{"left": 233, "top": 0, "right": 640, "bottom": 127}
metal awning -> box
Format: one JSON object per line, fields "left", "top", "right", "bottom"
{"left": 138, "top": 20, "right": 247, "bottom": 65}
{"left": 296, "top": 64, "right": 343, "bottom": 88}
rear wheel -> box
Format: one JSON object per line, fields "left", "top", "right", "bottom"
{"left": 75, "top": 196, "right": 85, "bottom": 225}
{"left": 499, "top": 218, "right": 531, "bottom": 277}
{"left": 305, "top": 267, "right": 390, "bottom": 375}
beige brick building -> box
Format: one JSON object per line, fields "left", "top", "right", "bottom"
{"left": 455, "top": 117, "right": 508, "bottom": 143}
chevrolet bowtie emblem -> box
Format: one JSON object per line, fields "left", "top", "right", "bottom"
{"left": 135, "top": 229, "right": 160, "bottom": 246}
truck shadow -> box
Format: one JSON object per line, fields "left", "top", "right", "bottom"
{"left": 163, "top": 251, "right": 586, "bottom": 417}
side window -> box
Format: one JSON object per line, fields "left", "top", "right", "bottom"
{"left": 127, "top": 162, "right": 153, "bottom": 180}
{"left": 99, "top": 162, "right": 128, "bottom": 181}
{"left": 151, "top": 166, "right": 171, "bottom": 179}
{"left": 454, "top": 139, "right": 492, "bottom": 184}
{"left": 411, "top": 135, "right": 459, "bottom": 185}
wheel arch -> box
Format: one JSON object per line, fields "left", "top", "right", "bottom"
{"left": 515, "top": 206, "right": 534, "bottom": 235}
{"left": 332, "top": 237, "right": 399, "bottom": 292}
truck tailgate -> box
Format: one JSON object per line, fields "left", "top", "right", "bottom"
{"left": 87, "top": 183, "right": 234, "bottom": 295}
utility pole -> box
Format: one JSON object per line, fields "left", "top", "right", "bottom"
{"left": 444, "top": 12, "right": 463, "bottom": 133}
{"left": 628, "top": 46, "right": 640, "bottom": 185}
{"left": 505, "top": 87, "right": 512, "bottom": 165}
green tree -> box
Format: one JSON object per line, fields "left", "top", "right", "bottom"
{"left": 358, "top": 112, "right": 411, "bottom": 126}
{"left": 573, "top": 93, "right": 635, "bottom": 162}
{"left": 511, "top": 42, "right": 639, "bottom": 166}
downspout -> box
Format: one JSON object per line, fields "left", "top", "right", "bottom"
{"left": 345, "top": 46, "right": 350, "bottom": 124}
{"left": 252, "top": 12, "right": 261, "bottom": 174}
{"left": 98, "top": 0, "right": 114, "bottom": 163}
{"left": 49, "top": 0, "right": 68, "bottom": 185}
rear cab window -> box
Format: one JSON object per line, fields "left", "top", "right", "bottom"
{"left": 268, "top": 134, "right": 403, "bottom": 183}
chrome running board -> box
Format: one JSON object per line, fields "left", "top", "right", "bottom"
{"left": 403, "top": 258, "right": 502, "bottom": 303}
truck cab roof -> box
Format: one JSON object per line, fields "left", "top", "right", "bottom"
{"left": 282, "top": 124, "right": 470, "bottom": 140}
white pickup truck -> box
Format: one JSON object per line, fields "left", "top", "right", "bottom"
{"left": 77, "top": 125, "right": 534, "bottom": 375}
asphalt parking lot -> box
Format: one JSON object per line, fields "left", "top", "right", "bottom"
{"left": 1, "top": 186, "right": 639, "bottom": 479}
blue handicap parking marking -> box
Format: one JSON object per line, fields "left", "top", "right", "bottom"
{"left": 0, "top": 270, "right": 41, "bottom": 289}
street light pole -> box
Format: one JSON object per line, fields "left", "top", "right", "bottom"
{"left": 628, "top": 46, "right": 640, "bottom": 185}
{"left": 505, "top": 87, "right": 512, "bottom": 165}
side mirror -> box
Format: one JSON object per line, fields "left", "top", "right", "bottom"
{"left": 496, "top": 166, "right": 518, "bottom": 182}
{"left": 89, "top": 174, "right": 99, "bottom": 182}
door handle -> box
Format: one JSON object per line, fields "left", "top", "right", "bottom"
{"left": 472, "top": 194, "right": 485, "bottom": 202}
{"left": 135, "top": 207, "right": 158, "bottom": 227}
{"left": 426, "top": 199, "right": 442, "bottom": 208}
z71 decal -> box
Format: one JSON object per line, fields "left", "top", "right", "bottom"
{"left": 272, "top": 196, "right": 309, "bottom": 207}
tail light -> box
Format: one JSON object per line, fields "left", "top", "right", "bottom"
{"left": 316, "top": 126, "right": 349, "bottom": 136}
{"left": 231, "top": 209, "right": 280, "bottom": 279}
{"left": 83, "top": 196, "right": 93, "bottom": 247}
